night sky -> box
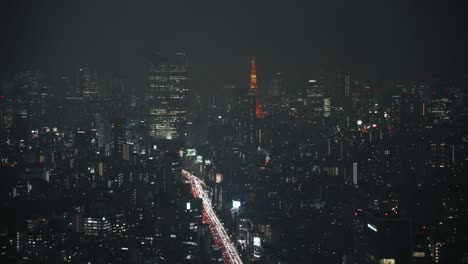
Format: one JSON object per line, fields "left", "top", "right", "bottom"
{"left": 1, "top": 0, "right": 467, "bottom": 90}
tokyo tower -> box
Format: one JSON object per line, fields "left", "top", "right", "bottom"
{"left": 250, "top": 57, "right": 265, "bottom": 119}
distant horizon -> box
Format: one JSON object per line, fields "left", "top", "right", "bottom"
{"left": 2, "top": 0, "right": 468, "bottom": 91}
{"left": 2, "top": 54, "right": 468, "bottom": 96}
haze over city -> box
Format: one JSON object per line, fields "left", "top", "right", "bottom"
{"left": 1, "top": 1, "right": 468, "bottom": 264}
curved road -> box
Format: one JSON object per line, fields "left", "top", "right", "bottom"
{"left": 182, "top": 170, "right": 243, "bottom": 264}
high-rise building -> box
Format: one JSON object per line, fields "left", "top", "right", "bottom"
{"left": 72, "top": 206, "right": 85, "bottom": 233}
{"left": 9, "top": 70, "right": 47, "bottom": 140}
{"left": 335, "top": 72, "right": 351, "bottom": 103}
{"left": 344, "top": 73, "right": 351, "bottom": 97}
{"left": 76, "top": 68, "right": 98, "bottom": 97}
{"left": 267, "top": 72, "right": 287, "bottom": 97}
{"left": 234, "top": 94, "right": 256, "bottom": 146}
{"left": 83, "top": 217, "right": 110, "bottom": 237}
{"left": 122, "top": 142, "right": 133, "bottom": 161}
{"left": 93, "top": 113, "right": 111, "bottom": 147}
{"left": 304, "top": 79, "right": 325, "bottom": 118}
{"left": 146, "top": 50, "right": 190, "bottom": 140}
{"left": 111, "top": 118, "right": 126, "bottom": 159}
{"left": 353, "top": 162, "right": 358, "bottom": 186}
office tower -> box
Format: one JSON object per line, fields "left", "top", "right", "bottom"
{"left": 181, "top": 198, "right": 203, "bottom": 240}
{"left": 92, "top": 113, "right": 110, "bottom": 147}
{"left": 323, "top": 97, "right": 331, "bottom": 117}
{"left": 9, "top": 70, "right": 46, "bottom": 140}
{"left": 161, "top": 152, "right": 181, "bottom": 193}
{"left": 55, "top": 75, "right": 71, "bottom": 97}
{"left": 146, "top": 50, "right": 190, "bottom": 140}
{"left": 104, "top": 78, "right": 131, "bottom": 117}
{"left": 0, "top": 82, "right": 13, "bottom": 130}
{"left": 235, "top": 94, "right": 256, "bottom": 146}
{"left": 12, "top": 70, "right": 42, "bottom": 97}
{"left": 344, "top": 73, "right": 351, "bottom": 97}
{"left": 76, "top": 68, "right": 98, "bottom": 97}
{"left": 111, "top": 118, "right": 126, "bottom": 159}
{"left": 400, "top": 93, "right": 421, "bottom": 133}
{"left": 72, "top": 206, "right": 85, "bottom": 233}
{"left": 353, "top": 162, "right": 358, "bottom": 186}
{"left": 83, "top": 217, "right": 110, "bottom": 237}
{"left": 304, "top": 79, "right": 324, "bottom": 100}
{"left": 335, "top": 72, "right": 351, "bottom": 102}
{"left": 221, "top": 84, "right": 237, "bottom": 109}
{"left": 122, "top": 142, "right": 133, "bottom": 161}
{"left": 304, "top": 79, "right": 325, "bottom": 117}
{"left": 74, "top": 129, "right": 98, "bottom": 167}
{"left": 268, "top": 72, "right": 287, "bottom": 97}
{"left": 250, "top": 57, "right": 265, "bottom": 119}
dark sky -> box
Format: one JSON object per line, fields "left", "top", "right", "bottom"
{"left": 1, "top": 0, "right": 467, "bottom": 89}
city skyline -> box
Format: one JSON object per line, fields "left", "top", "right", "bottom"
{"left": 1, "top": 1, "right": 468, "bottom": 264}
{"left": 2, "top": 0, "right": 468, "bottom": 89}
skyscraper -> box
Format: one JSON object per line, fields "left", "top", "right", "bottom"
{"left": 146, "top": 51, "right": 190, "bottom": 140}
{"left": 234, "top": 94, "right": 256, "bottom": 146}
{"left": 267, "top": 72, "right": 287, "bottom": 98}
{"left": 76, "top": 68, "right": 98, "bottom": 97}
{"left": 344, "top": 73, "right": 351, "bottom": 97}
{"left": 111, "top": 118, "right": 126, "bottom": 159}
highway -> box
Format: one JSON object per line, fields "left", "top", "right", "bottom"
{"left": 182, "top": 170, "right": 243, "bottom": 264}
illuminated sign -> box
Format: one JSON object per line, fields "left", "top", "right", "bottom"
{"left": 196, "top": 155, "right": 203, "bottom": 163}
{"left": 357, "top": 120, "right": 363, "bottom": 125}
{"left": 186, "top": 149, "right": 196, "bottom": 156}
{"left": 186, "top": 202, "right": 191, "bottom": 210}
{"left": 378, "top": 259, "right": 395, "bottom": 264}
{"left": 205, "top": 159, "right": 212, "bottom": 165}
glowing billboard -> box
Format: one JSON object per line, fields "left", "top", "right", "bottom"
{"left": 186, "top": 149, "right": 196, "bottom": 156}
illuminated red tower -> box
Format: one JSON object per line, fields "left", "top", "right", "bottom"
{"left": 250, "top": 57, "right": 265, "bottom": 119}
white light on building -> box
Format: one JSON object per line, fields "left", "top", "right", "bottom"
{"left": 367, "top": 223, "right": 378, "bottom": 232}
{"left": 253, "top": 236, "right": 261, "bottom": 247}
{"left": 353, "top": 162, "right": 358, "bottom": 186}
{"left": 232, "top": 200, "right": 241, "bottom": 209}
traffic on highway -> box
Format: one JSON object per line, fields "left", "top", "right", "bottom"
{"left": 182, "top": 170, "right": 243, "bottom": 264}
